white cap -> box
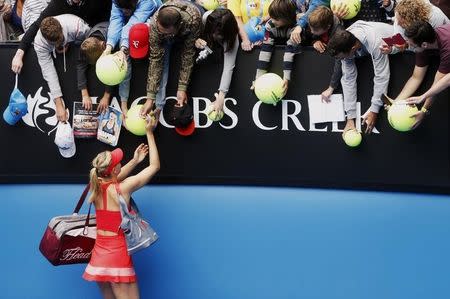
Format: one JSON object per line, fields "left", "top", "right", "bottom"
{"left": 54, "top": 122, "right": 76, "bottom": 158}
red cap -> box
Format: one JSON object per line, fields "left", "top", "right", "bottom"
{"left": 129, "top": 23, "right": 149, "bottom": 59}
{"left": 175, "top": 119, "right": 196, "bottom": 136}
{"left": 103, "top": 148, "right": 123, "bottom": 177}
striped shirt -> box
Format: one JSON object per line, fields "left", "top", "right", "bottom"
{"left": 21, "top": 0, "right": 51, "bottom": 32}
{"left": 255, "top": 20, "right": 298, "bottom": 81}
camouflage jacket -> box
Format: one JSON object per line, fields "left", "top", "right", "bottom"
{"left": 146, "top": 0, "right": 202, "bottom": 100}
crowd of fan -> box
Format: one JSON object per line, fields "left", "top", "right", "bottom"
{"left": 3, "top": 0, "right": 450, "bottom": 137}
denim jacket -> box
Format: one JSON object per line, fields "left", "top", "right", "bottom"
{"left": 294, "top": 0, "right": 330, "bottom": 29}
{"left": 107, "top": 0, "right": 162, "bottom": 49}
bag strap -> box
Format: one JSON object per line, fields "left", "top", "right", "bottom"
{"left": 68, "top": 184, "right": 93, "bottom": 236}
{"left": 82, "top": 202, "right": 93, "bottom": 235}
{"left": 73, "top": 184, "right": 91, "bottom": 214}
{"left": 114, "top": 183, "right": 139, "bottom": 213}
{"left": 14, "top": 74, "right": 18, "bottom": 89}
{"left": 130, "top": 198, "right": 139, "bottom": 213}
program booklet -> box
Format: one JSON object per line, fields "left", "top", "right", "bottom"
{"left": 307, "top": 94, "right": 345, "bottom": 124}
{"left": 72, "top": 102, "right": 100, "bottom": 138}
{"left": 97, "top": 106, "right": 123, "bottom": 146}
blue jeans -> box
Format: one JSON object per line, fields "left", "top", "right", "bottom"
{"left": 119, "top": 55, "right": 132, "bottom": 102}
{"left": 120, "top": 42, "right": 171, "bottom": 109}
{"left": 154, "top": 41, "right": 172, "bottom": 110}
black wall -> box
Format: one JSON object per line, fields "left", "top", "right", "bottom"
{"left": 0, "top": 44, "right": 449, "bottom": 193}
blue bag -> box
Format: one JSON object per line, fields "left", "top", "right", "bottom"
{"left": 118, "top": 194, "right": 159, "bottom": 255}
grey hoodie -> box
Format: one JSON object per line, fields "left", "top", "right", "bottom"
{"left": 33, "top": 14, "right": 90, "bottom": 101}
{"left": 341, "top": 21, "right": 394, "bottom": 119}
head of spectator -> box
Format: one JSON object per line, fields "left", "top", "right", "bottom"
{"left": 115, "top": 0, "right": 138, "bottom": 16}
{"left": 40, "top": 17, "right": 64, "bottom": 47}
{"left": 203, "top": 9, "right": 238, "bottom": 52}
{"left": 404, "top": 21, "right": 437, "bottom": 53}
{"left": 81, "top": 37, "right": 106, "bottom": 65}
{"left": 268, "top": 0, "right": 297, "bottom": 28}
{"left": 395, "top": 0, "right": 431, "bottom": 29}
{"left": 327, "top": 29, "right": 359, "bottom": 59}
{"left": 308, "top": 6, "right": 334, "bottom": 36}
{"left": 156, "top": 6, "right": 182, "bottom": 39}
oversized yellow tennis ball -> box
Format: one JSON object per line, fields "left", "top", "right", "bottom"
{"left": 331, "top": 0, "right": 361, "bottom": 20}
{"left": 202, "top": 0, "right": 220, "bottom": 10}
{"left": 387, "top": 103, "right": 418, "bottom": 132}
{"left": 254, "top": 73, "right": 285, "bottom": 105}
{"left": 207, "top": 105, "right": 224, "bottom": 122}
{"left": 96, "top": 53, "right": 127, "bottom": 86}
{"left": 343, "top": 129, "right": 362, "bottom": 147}
{"left": 126, "top": 105, "right": 146, "bottom": 136}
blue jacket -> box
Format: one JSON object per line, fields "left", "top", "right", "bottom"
{"left": 294, "top": 0, "right": 330, "bottom": 29}
{"left": 107, "top": 0, "right": 162, "bottom": 49}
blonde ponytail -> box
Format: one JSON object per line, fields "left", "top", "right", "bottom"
{"left": 88, "top": 167, "right": 100, "bottom": 203}
{"left": 88, "top": 151, "right": 112, "bottom": 203}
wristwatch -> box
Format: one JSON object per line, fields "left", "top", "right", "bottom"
{"left": 421, "top": 107, "right": 430, "bottom": 115}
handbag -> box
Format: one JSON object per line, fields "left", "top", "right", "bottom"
{"left": 39, "top": 184, "right": 96, "bottom": 266}
{"left": 117, "top": 193, "right": 158, "bottom": 255}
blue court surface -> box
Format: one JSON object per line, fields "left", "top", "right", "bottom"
{"left": 2, "top": 184, "right": 450, "bottom": 299}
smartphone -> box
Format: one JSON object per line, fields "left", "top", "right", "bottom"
{"left": 381, "top": 94, "right": 393, "bottom": 106}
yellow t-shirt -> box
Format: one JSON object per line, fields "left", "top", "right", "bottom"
{"left": 228, "top": 0, "right": 272, "bottom": 23}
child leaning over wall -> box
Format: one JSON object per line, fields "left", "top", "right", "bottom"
{"left": 252, "top": 0, "right": 300, "bottom": 96}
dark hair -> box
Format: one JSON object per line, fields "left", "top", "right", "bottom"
{"left": 203, "top": 9, "right": 239, "bottom": 52}
{"left": 114, "top": 0, "right": 137, "bottom": 10}
{"left": 404, "top": 21, "right": 436, "bottom": 46}
{"left": 268, "top": 0, "right": 297, "bottom": 27}
{"left": 327, "top": 29, "right": 357, "bottom": 57}
{"left": 158, "top": 6, "right": 182, "bottom": 29}
{"left": 40, "top": 17, "right": 63, "bottom": 43}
